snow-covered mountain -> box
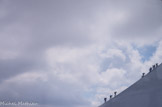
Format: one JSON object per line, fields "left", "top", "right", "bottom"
{"left": 99, "top": 63, "right": 162, "bottom": 107}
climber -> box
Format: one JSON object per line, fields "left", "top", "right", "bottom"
{"left": 114, "top": 91, "right": 117, "bottom": 97}
{"left": 110, "top": 95, "right": 112, "bottom": 99}
{"left": 104, "top": 98, "right": 107, "bottom": 103}
{"left": 156, "top": 63, "right": 158, "bottom": 67}
{"left": 153, "top": 65, "right": 155, "bottom": 69}
{"left": 149, "top": 67, "right": 152, "bottom": 72}
{"left": 142, "top": 73, "right": 145, "bottom": 78}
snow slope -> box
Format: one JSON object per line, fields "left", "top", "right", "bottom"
{"left": 99, "top": 63, "right": 162, "bottom": 107}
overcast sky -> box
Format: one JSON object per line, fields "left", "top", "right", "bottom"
{"left": 0, "top": 0, "right": 162, "bottom": 107}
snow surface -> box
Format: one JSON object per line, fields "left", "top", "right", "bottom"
{"left": 99, "top": 63, "right": 162, "bottom": 107}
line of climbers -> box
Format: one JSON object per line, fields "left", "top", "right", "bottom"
{"left": 104, "top": 63, "right": 160, "bottom": 103}
{"left": 104, "top": 91, "right": 117, "bottom": 103}
{"left": 142, "top": 63, "right": 159, "bottom": 78}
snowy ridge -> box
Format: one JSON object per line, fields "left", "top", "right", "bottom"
{"left": 99, "top": 63, "right": 162, "bottom": 107}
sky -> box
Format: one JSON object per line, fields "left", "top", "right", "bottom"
{"left": 0, "top": 0, "right": 162, "bottom": 107}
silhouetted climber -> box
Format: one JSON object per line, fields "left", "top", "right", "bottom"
{"left": 114, "top": 91, "right": 117, "bottom": 96}
{"left": 142, "top": 73, "right": 145, "bottom": 78}
{"left": 110, "top": 95, "right": 112, "bottom": 99}
{"left": 104, "top": 98, "right": 107, "bottom": 103}
{"left": 153, "top": 65, "right": 155, "bottom": 69}
{"left": 149, "top": 67, "right": 152, "bottom": 72}
{"left": 156, "top": 63, "right": 158, "bottom": 67}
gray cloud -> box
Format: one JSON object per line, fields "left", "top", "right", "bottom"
{"left": 111, "top": 0, "right": 162, "bottom": 43}
{"left": 0, "top": 0, "right": 162, "bottom": 107}
{"left": 0, "top": 74, "right": 90, "bottom": 107}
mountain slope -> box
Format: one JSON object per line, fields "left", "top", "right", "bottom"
{"left": 99, "top": 63, "right": 162, "bottom": 107}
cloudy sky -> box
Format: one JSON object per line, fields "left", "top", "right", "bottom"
{"left": 0, "top": 0, "right": 162, "bottom": 107}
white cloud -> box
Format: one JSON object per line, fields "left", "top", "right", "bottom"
{"left": 100, "top": 48, "right": 126, "bottom": 61}
{"left": 99, "top": 68, "right": 127, "bottom": 87}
